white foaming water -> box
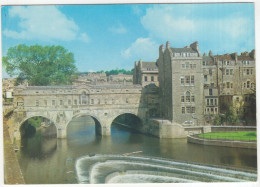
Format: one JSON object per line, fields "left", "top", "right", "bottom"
{"left": 75, "top": 154, "right": 257, "bottom": 184}
{"left": 107, "top": 174, "right": 196, "bottom": 183}
{"left": 75, "top": 156, "right": 91, "bottom": 183}
{"left": 88, "top": 160, "right": 246, "bottom": 183}
{"left": 105, "top": 170, "right": 200, "bottom": 183}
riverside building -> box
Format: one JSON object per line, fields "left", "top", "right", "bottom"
{"left": 133, "top": 41, "right": 256, "bottom": 126}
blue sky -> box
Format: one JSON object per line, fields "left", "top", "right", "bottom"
{"left": 1, "top": 3, "right": 255, "bottom": 78}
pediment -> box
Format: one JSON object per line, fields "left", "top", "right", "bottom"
{"left": 73, "top": 84, "right": 93, "bottom": 94}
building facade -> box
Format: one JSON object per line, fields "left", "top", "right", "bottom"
{"left": 133, "top": 60, "right": 159, "bottom": 87}
{"left": 133, "top": 41, "right": 256, "bottom": 126}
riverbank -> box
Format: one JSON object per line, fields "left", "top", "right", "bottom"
{"left": 3, "top": 118, "right": 25, "bottom": 184}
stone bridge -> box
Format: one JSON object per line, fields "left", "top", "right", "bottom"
{"left": 9, "top": 84, "right": 159, "bottom": 140}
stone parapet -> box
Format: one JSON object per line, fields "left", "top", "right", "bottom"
{"left": 187, "top": 135, "right": 256, "bottom": 149}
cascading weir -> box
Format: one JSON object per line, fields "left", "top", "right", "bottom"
{"left": 75, "top": 154, "right": 257, "bottom": 184}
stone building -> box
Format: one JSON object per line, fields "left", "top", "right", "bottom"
{"left": 202, "top": 52, "right": 219, "bottom": 124}
{"left": 133, "top": 60, "right": 159, "bottom": 87}
{"left": 2, "top": 78, "right": 16, "bottom": 101}
{"left": 156, "top": 41, "right": 205, "bottom": 126}
{"left": 133, "top": 41, "right": 256, "bottom": 126}
{"left": 215, "top": 50, "right": 255, "bottom": 117}
{"left": 74, "top": 72, "right": 108, "bottom": 85}
{"left": 108, "top": 73, "right": 133, "bottom": 83}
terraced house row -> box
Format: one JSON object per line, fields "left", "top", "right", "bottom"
{"left": 133, "top": 41, "right": 256, "bottom": 126}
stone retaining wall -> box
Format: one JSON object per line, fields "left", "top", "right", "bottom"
{"left": 187, "top": 135, "right": 256, "bottom": 149}
{"left": 211, "top": 126, "right": 256, "bottom": 132}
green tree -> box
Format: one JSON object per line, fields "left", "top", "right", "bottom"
{"left": 96, "top": 68, "right": 133, "bottom": 76}
{"left": 242, "top": 91, "right": 256, "bottom": 125}
{"left": 214, "top": 115, "right": 222, "bottom": 125}
{"left": 3, "top": 44, "right": 77, "bottom": 86}
{"left": 225, "top": 106, "right": 240, "bottom": 125}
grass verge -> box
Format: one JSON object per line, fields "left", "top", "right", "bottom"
{"left": 198, "top": 131, "right": 256, "bottom": 141}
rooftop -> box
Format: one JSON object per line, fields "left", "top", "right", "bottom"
{"left": 170, "top": 47, "right": 197, "bottom": 53}
{"left": 141, "top": 61, "right": 158, "bottom": 70}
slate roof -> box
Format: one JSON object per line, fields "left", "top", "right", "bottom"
{"left": 202, "top": 56, "right": 214, "bottom": 61}
{"left": 141, "top": 62, "right": 158, "bottom": 69}
{"left": 16, "top": 84, "right": 142, "bottom": 90}
{"left": 170, "top": 47, "right": 197, "bottom": 53}
{"left": 214, "top": 54, "right": 234, "bottom": 61}
{"left": 215, "top": 54, "right": 254, "bottom": 61}
{"left": 202, "top": 56, "right": 215, "bottom": 65}
{"left": 237, "top": 56, "right": 254, "bottom": 61}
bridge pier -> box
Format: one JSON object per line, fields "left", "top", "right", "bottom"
{"left": 95, "top": 123, "right": 111, "bottom": 136}
{"left": 57, "top": 128, "right": 67, "bottom": 139}
{"left": 101, "top": 125, "right": 111, "bottom": 136}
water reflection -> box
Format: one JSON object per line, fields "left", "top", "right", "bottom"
{"left": 20, "top": 131, "right": 57, "bottom": 159}
{"left": 17, "top": 116, "right": 257, "bottom": 184}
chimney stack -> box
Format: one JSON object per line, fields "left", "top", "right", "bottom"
{"left": 249, "top": 49, "right": 255, "bottom": 60}
{"left": 159, "top": 44, "right": 164, "bottom": 53}
{"left": 166, "top": 41, "right": 170, "bottom": 49}
{"left": 190, "top": 41, "right": 201, "bottom": 56}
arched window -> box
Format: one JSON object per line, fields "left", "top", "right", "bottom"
{"left": 17, "top": 98, "right": 24, "bottom": 109}
{"left": 81, "top": 91, "right": 87, "bottom": 104}
{"left": 186, "top": 91, "right": 190, "bottom": 102}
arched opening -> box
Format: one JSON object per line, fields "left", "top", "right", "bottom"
{"left": 19, "top": 116, "right": 57, "bottom": 158}
{"left": 111, "top": 113, "right": 143, "bottom": 132}
{"left": 66, "top": 115, "right": 102, "bottom": 145}
{"left": 110, "top": 113, "right": 144, "bottom": 144}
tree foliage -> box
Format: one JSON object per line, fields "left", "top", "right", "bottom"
{"left": 96, "top": 68, "right": 133, "bottom": 76}
{"left": 213, "top": 115, "right": 221, "bottom": 125}
{"left": 242, "top": 91, "right": 256, "bottom": 125}
{"left": 214, "top": 106, "right": 240, "bottom": 125}
{"left": 3, "top": 44, "right": 77, "bottom": 86}
{"left": 225, "top": 106, "right": 240, "bottom": 125}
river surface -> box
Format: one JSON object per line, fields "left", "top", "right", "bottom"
{"left": 17, "top": 116, "right": 257, "bottom": 184}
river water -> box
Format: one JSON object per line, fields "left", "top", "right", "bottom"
{"left": 17, "top": 116, "right": 257, "bottom": 184}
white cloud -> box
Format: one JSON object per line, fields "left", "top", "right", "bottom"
{"left": 109, "top": 24, "right": 127, "bottom": 34}
{"left": 121, "top": 38, "right": 158, "bottom": 61}
{"left": 3, "top": 6, "right": 89, "bottom": 42}
{"left": 79, "top": 33, "right": 90, "bottom": 43}
{"left": 140, "top": 5, "right": 254, "bottom": 53}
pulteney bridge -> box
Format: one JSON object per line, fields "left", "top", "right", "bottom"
{"left": 8, "top": 83, "right": 159, "bottom": 140}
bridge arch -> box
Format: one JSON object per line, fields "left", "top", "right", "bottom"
{"left": 19, "top": 115, "right": 57, "bottom": 139}
{"left": 110, "top": 112, "right": 143, "bottom": 132}
{"left": 19, "top": 114, "right": 57, "bottom": 130}
{"left": 65, "top": 113, "right": 103, "bottom": 136}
